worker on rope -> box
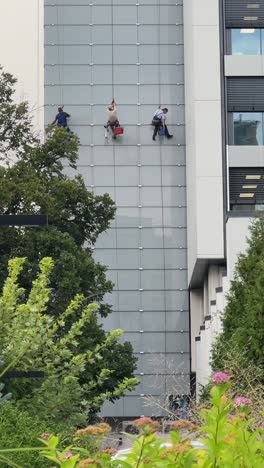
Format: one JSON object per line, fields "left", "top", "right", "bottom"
{"left": 51, "top": 106, "right": 73, "bottom": 134}
{"left": 104, "top": 98, "right": 120, "bottom": 139}
{"left": 152, "top": 106, "right": 173, "bottom": 141}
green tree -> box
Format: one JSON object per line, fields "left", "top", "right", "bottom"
{"left": 0, "top": 67, "right": 137, "bottom": 406}
{"left": 0, "top": 257, "right": 138, "bottom": 422}
{"left": 211, "top": 218, "right": 264, "bottom": 373}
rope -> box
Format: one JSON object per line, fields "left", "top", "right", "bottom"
{"left": 56, "top": 5, "right": 63, "bottom": 106}
{"left": 136, "top": 3, "right": 143, "bottom": 316}
{"left": 110, "top": 0, "right": 120, "bottom": 332}
{"left": 157, "top": 0, "right": 168, "bottom": 395}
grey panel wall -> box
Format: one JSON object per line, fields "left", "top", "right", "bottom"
{"left": 44, "top": 0, "right": 189, "bottom": 417}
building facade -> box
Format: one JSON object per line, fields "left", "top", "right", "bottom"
{"left": 187, "top": 0, "right": 264, "bottom": 391}
{"left": 44, "top": 0, "right": 263, "bottom": 415}
{"left": 44, "top": 0, "right": 189, "bottom": 418}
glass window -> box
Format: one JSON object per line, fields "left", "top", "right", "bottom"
{"left": 231, "top": 29, "right": 261, "bottom": 55}
{"left": 231, "top": 204, "right": 264, "bottom": 211}
{"left": 233, "top": 113, "right": 263, "bottom": 145}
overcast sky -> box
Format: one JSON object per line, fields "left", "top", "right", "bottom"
{"left": 0, "top": 0, "right": 43, "bottom": 129}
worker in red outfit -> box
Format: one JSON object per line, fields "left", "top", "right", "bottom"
{"left": 104, "top": 99, "right": 120, "bottom": 139}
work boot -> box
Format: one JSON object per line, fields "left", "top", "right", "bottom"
{"left": 152, "top": 136, "right": 156, "bottom": 141}
{"left": 167, "top": 134, "right": 173, "bottom": 139}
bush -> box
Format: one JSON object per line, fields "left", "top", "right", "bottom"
{"left": 0, "top": 402, "right": 74, "bottom": 467}
{"left": 212, "top": 218, "right": 264, "bottom": 370}
{"left": 1, "top": 373, "right": 263, "bottom": 467}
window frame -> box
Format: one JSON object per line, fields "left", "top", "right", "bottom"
{"left": 227, "top": 28, "right": 264, "bottom": 55}
{"left": 229, "top": 111, "right": 264, "bottom": 146}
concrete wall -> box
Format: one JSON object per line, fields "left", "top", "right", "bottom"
{"left": 225, "top": 55, "right": 264, "bottom": 76}
{"left": 226, "top": 217, "right": 251, "bottom": 283}
{"left": 0, "top": 0, "right": 44, "bottom": 133}
{"left": 44, "top": 0, "right": 189, "bottom": 417}
{"left": 228, "top": 146, "right": 264, "bottom": 167}
{"left": 184, "top": 0, "right": 224, "bottom": 285}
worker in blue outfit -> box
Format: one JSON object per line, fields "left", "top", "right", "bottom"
{"left": 152, "top": 106, "right": 173, "bottom": 141}
{"left": 51, "top": 106, "right": 72, "bottom": 133}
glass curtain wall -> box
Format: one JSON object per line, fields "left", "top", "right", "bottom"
{"left": 44, "top": 0, "right": 189, "bottom": 417}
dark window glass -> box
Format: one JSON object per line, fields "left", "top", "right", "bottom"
{"left": 231, "top": 204, "right": 264, "bottom": 211}
{"left": 233, "top": 113, "right": 263, "bottom": 145}
{"left": 231, "top": 204, "right": 255, "bottom": 211}
{"left": 231, "top": 29, "right": 261, "bottom": 55}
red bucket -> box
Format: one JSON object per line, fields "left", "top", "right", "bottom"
{"left": 113, "top": 127, "right": 124, "bottom": 135}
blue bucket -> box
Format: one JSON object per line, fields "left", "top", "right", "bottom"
{"left": 159, "top": 128, "right": 165, "bottom": 136}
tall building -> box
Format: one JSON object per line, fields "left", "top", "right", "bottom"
{"left": 187, "top": 0, "right": 264, "bottom": 391}
{"left": 44, "top": 0, "right": 189, "bottom": 418}
{"left": 44, "top": 0, "right": 264, "bottom": 417}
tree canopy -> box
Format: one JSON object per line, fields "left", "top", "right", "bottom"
{"left": 211, "top": 218, "right": 264, "bottom": 373}
{"left": 0, "top": 66, "right": 137, "bottom": 409}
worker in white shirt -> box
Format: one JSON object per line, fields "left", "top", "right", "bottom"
{"left": 104, "top": 99, "right": 120, "bottom": 138}
{"left": 152, "top": 107, "right": 173, "bottom": 141}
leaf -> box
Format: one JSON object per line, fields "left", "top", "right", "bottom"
{"left": 47, "top": 436, "right": 60, "bottom": 449}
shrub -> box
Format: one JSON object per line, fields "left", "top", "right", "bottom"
{"left": 1, "top": 374, "right": 263, "bottom": 467}
{"left": 0, "top": 402, "right": 74, "bottom": 467}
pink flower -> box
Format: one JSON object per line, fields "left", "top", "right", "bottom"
{"left": 40, "top": 433, "right": 50, "bottom": 440}
{"left": 227, "top": 414, "right": 234, "bottom": 421}
{"left": 64, "top": 452, "right": 73, "bottom": 459}
{"left": 260, "top": 423, "right": 264, "bottom": 430}
{"left": 234, "top": 397, "right": 252, "bottom": 407}
{"left": 212, "top": 372, "right": 230, "bottom": 384}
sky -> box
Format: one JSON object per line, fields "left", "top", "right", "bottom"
{"left": 0, "top": 0, "right": 44, "bottom": 130}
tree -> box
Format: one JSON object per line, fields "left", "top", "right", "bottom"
{"left": 0, "top": 257, "right": 138, "bottom": 422}
{"left": 0, "top": 66, "right": 36, "bottom": 161}
{"left": 0, "top": 66, "right": 137, "bottom": 404}
{"left": 211, "top": 218, "right": 264, "bottom": 373}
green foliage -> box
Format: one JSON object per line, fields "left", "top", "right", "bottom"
{"left": 1, "top": 380, "right": 263, "bottom": 467}
{"left": 0, "top": 66, "right": 137, "bottom": 401}
{"left": 0, "top": 66, "right": 36, "bottom": 161}
{"left": 212, "top": 218, "right": 264, "bottom": 372}
{"left": 0, "top": 382, "right": 11, "bottom": 404}
{"left": 0, "top": 401, "right": 74, "bottom": 468}
{"left": 0, "top": 257, "right": 138, "bottom": 422}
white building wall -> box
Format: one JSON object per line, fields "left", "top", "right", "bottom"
{"left": 226, "top": 217, "right": 252, "bottom": 285}
{"left": 0, "top": 0, "right": 44, "bottom": 133}
{"left": 184, "top": 0, "right": 224, "bottom": 285}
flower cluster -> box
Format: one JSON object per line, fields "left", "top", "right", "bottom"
{"left": 76, "top": 422, "right": 111, "bottom": 437}
{"left": 132, "top": 417, "right": 160, "bottom": 433}
{"left": 79, "top": 458, "right": 99, "bottom": 467}
{"left": 161, "top": 443, "right": 191, "bottom": 457}
{"left": 101, "top": 447, "right": 117, "bottom": 455}
{"left": 234, "top": 397, "right": 252, "bottom": 407}
{"left": 40, "top": 433, "right": 50, "bottom": 440}
{"left": 170, "top": 419, "right": 196, "bottom": 431}
{"left": 212, "top": 372, "right": 230, "bottom": 384}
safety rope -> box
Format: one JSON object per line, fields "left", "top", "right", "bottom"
{"left": 56, "top": 4, "right": 63, "bottom": 106}
{"left": 136, "top": 2, "right": 143, "bottom": 317}
{"left": 157, "top": 0, "right": 168, "bottom": 392}
{"left": 110, "top": 0, "right": 120, "bottom": 328}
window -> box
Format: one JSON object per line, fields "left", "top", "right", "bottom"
{"left": 231, "top": 204, "right": 263, "bottom": 211}
{"left": 232, "top": 112, "right": 263, "bottom": 145}
{"left": 231, "top": 28, "right": 261, "bottom": 55}
{"left": 229, "top": 168, "right": 264, "bottom": 211}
